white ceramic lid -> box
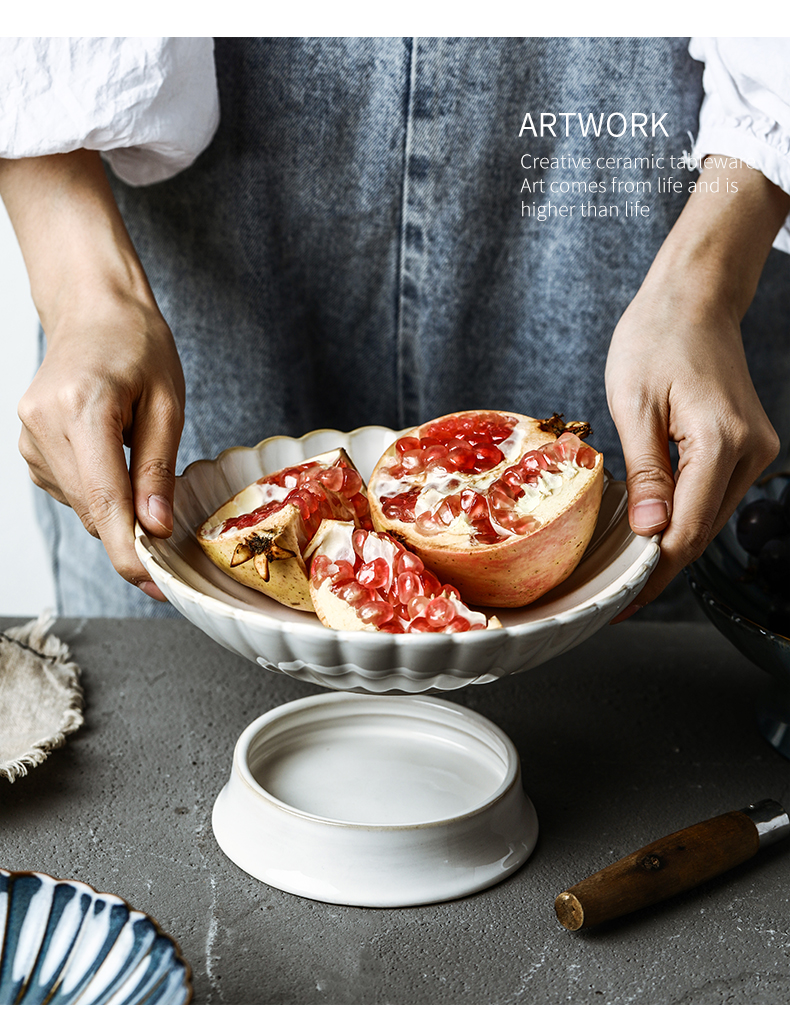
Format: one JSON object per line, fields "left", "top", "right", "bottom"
{"left": 213, "top": 693, "right": 538, "bottom": 907}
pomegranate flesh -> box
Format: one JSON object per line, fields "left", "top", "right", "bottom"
{"left": 306, "top": 520, "right": 502, "bottom": 633}
{"left": 197, "top": 448, "right": 372, "bottom": 610}
{"left": 367, "top": 410, "right": 604, "bottom": 607}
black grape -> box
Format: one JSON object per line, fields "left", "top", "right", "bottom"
{"left": 736, "top": 499, "right": 787, "bottom": 556}
{"left": 757, "top": 535, "right": 790, "bottom": 594}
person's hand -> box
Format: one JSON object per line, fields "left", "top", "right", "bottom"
{"left": 17, "top": 294, "right": 185, "bottom": 600}
{"left": 605, "top": 157, "right": 789, "bottom": 617}
{"left": 606, "top": 285, "right": 779, "bottom": 613}
{"left": 0, "top": 149, "right": 185, "bottom": 600}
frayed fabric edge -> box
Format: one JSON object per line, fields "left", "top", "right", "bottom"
{"left": 0, "top": 612, "right": 84, "bottom": 784}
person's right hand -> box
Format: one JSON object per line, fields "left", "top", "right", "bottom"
{"left": 0, "top": 149, "right": 185, "bottom": 601}
{"left": 17, "top": 294, "right": 185, "bottom": 600}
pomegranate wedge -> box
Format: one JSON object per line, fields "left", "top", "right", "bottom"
{"left": 197, "top": 448, "right": 372, "bottom": 610}
{"left": 307, "top": 520, "right": 502, "bottom": 633}
{"left": 368, "top": 410, "right": 604, "bottom": 607}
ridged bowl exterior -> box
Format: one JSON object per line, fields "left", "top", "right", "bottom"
{"left": 135, "top": 426, "right": 660, "bottom": 693}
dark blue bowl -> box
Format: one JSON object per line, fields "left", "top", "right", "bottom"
{"left": 686, "top": 474, "right": 790, "bottom": 758}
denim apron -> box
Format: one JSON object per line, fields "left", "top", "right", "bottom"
{"left": 37, "top": 38, "right": 790, "bottom": 616}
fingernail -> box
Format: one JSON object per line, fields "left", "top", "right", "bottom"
{"left": 147, "top": 494, "right": 173, "bottom": 532}
{"left": 138, "top": 581, "right": 166, "bottom": 602}
{"left": 632, "top": 499, "right": 669, "bottom": 530}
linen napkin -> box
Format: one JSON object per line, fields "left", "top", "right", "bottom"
{"left": 0, "top": 613, "right": 84, "bottom": 782}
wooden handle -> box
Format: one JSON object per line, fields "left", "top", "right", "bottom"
{"left": 555, "top": 810, "right": 760, "bottom": 931}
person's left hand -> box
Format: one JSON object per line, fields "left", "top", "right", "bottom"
{"left": 605, "top": 279, "right": 780, "bottom": 617}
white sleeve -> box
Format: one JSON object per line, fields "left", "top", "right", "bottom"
{"left": 689, "top": 37, "right": 790, "bottom": 254}
{"left": 0, "top": 37, "right": 220, "bottom": 187}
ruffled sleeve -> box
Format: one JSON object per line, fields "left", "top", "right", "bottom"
{"left": 0, "top": 37, "right": 219, "bottom": 186}
{"left": 689, "top": 37, "right": 790, "bottom": 253}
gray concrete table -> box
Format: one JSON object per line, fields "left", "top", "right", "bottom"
{"left": 1, "top": 616, "right": 788, "bottom": 1005}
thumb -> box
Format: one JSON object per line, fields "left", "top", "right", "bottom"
{"left": 618, "top": 411, "right": 674, "bottom": 536}
{"left": 130, "top": 392, "right": 183, "bottom": 538}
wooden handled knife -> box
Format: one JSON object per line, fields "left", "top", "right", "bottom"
{"left": 555, "top": 799, "right": 790, "bottom": 931}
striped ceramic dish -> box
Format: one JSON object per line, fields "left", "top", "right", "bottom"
{"left": 0, "top": 870, "right": 191, "bottom": 1005}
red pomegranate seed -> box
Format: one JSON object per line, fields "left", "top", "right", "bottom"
{"left": 349, "top": 492, "right": 372, "bottom": 526}
{"left": 425, "top": 596, "right": 455, "bottom": 627}
{"left": 357, "top": 600, "right": 395, "bottom": 626}
{"left": 397, "top": 549, "right": 424, "bottom": 574}
{"left": 356, "top": 558, "right": 390, "bottom": 589}
{"left": 502, "top": 468, "right": 524, "bottom": 493}
{"left": 446, "top": 493, "right": 462, "bottom": 518}
{"left": 396, "top": 435, "right": 420, "bottom": 455}
{"left": 488, "top": 481, "right": 515, "bottom": 510}
{"left": 288, "top": 493, "right": 310, "bottom": 520}
{"left": 407, "top": 617, "right": 433, "bottom": 632}
{"left": 459, "top": 488, "right": 487, "bottom": 521}
{"left": 379, "top": 621, "right": 406, "bottom": 633}
{"left": 401, "top": 450, "right": 425, "bottom": 473}
{"left": 415, "top": 509, "right": 445, "bottom": 535}
{"left": 422, "top": 444, "right": 449, "bottom": 464}
{"left": 446, "top": 616, "right": 472, "bottom": 633}
{"left": 523, "top": 451, "right": 550, "bottom": 473}
{"left": 459, "top": 488, "right": 476, "bottom": 513}
{"left": 549, "top": 433, "right": 582, "bottom": 463}
{"left": 335, "top": 580, "right": 369, "bottom": 606}
{"left": 493, "top": 508, "right": 535, "bottom": 534}
{"left": 352, "top": 528, "right": 369, "bottom": 559}
{"left": 311, "top": 554, "right": 332, "bottom": 585}
{"left": 435, "top": 499, "right": 457, "bottom": 526}
{"left": 423, "top": 571, "right": 444, "bottom": 598}
{"left": 447, "top": 448, "right": 477, "bottom": 472}
{"left": 331, "top": 560, "right": 355, "bottom": 584}
{"left": 317, "top": 465, "right": 344, "bottom": 491}
{"left": 397, "top": 570, "right": 423, "bottom": 604}
{"left": 474, "top": 519, "right": 501, "bottom": 544}
{"left": 340, "top": 468, "right": 363, "bottom": 496}
{"left": 575, "top": 445, "right": 597, "bottom": 469}
{"left": 303, "top": 480, "right": 328, "bottom": 501}
{"left": 407, "top": 595, "right": 430, "bottom": 619}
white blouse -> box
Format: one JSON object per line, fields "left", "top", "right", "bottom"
{"left": 1, "top": 37, "right": 788, "bottom": 249}
{"left": 0, "top": 37, "right": 219, "bottom": 186}
{"left": 690, "top": 37, "right": 790, "bottom": 252}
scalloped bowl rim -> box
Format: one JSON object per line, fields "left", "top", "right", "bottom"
{"left": 135, "top": 424, "right": 660, "bottom": 645}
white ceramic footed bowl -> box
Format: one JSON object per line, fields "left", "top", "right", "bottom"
{"left": 212, "top": 692, "right": 538, "bottom": 907}
{"left": 135, "top": 425, "right": 659, "bottom": 693}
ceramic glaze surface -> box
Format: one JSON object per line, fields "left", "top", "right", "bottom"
{"left": 212, "top": 693, "right": 539, "bottom": 907}
{"left": 0, "top": 871, "right": 191, "bottom": 1005}
{"left": 136, "top": 426, "right": 660, "bottom": 693}
{"left": 250, "top": 713, "right": 506, "bottom": 824}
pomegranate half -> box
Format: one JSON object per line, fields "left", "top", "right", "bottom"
{"left": 367, "top": 410, "right": 604, "bottom": 607}
{"left": 197, "top": 448, "right": 372, "bottom": 610}
{"left": 307, "top": 520, "right": 501, "bottom": 633}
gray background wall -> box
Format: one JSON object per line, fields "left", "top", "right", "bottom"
{"left": 1, "top": 203, "right": 56, "bottom": 614}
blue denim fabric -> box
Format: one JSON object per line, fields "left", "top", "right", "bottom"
{"left": 40, "top": 38, "right": 790, "bottom": 617}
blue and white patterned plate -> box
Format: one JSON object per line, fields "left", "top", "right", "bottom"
{"left": 0, "top": 870, "right": 192, "bottom": 1005}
